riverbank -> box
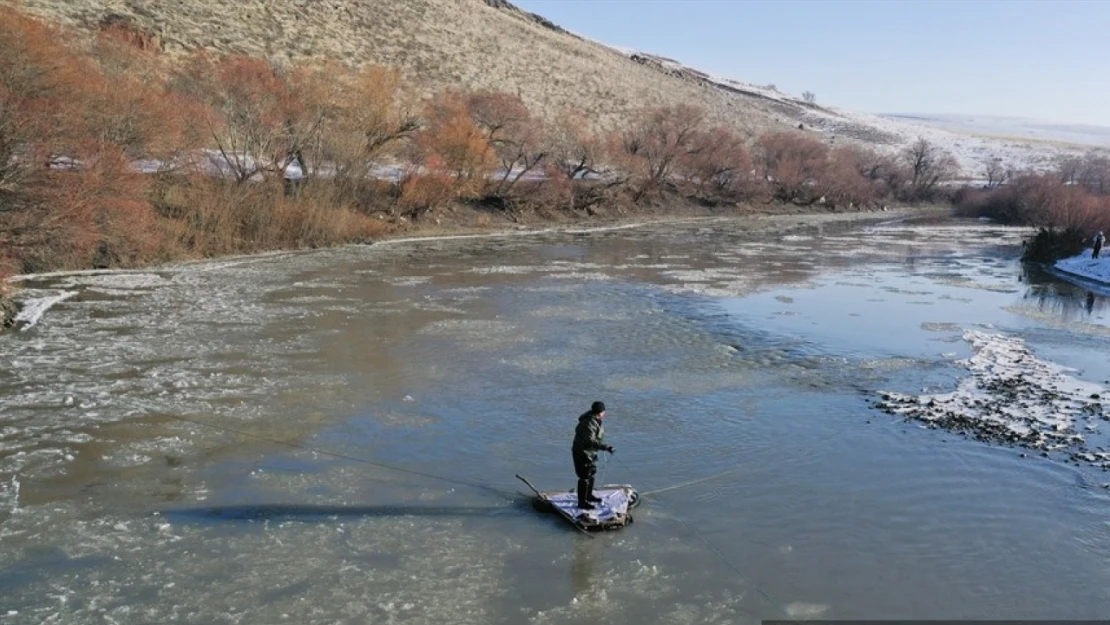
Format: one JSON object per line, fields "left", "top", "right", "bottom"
{"left": 374, "top": 199, "right": 946, "bottom": 246}
{"left": 1054, "top": 251, "right": 1110, "bottom": 290}
{"left": 0, "top": 293, "right": 16, "bottom": 330}
{"left": 0, "top": 201, "right": 947, "bottom": 333}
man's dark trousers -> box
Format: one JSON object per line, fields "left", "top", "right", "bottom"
{"left": 573, "top": 451, "right": 597, "bottom": 507}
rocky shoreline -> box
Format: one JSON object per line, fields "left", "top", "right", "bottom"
{"left": 0, "top": 292, "right": 17, "bottom": 331}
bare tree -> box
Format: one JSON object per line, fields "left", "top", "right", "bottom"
{"left": 801, "top": 91, "right": 816, "bottom": 104}
{"left": 1056, "top": 155, "right": 1083, "bottom": 185}
{"left": 679, "top": 126, "right": 756, "bottom": 200}
{"left": 903, "top": 137, "right": 958, "bottom": 200}
{"left": 309, "top": 63, "right": 418, "bottom": 193}
{"left": 463, "top": 91, "right": 549, "bottom": 196}
{"left": 620, "top": 104, "right": 706, "bottom": 201}
{"left": 548, "top": 112, "right": 605, "bottom": 182}
{"left": 984, "top": 158, "right": 1011, "bottom": 189}
{"left": 1077, "top": 152, "right": 1110, "bottom": 195}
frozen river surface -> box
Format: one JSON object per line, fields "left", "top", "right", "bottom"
{"left": 2, "top": 214, "right": 1110, "bottom": 623}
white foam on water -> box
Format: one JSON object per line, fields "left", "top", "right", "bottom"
{"left": 1, "top": 476, "right": 19, "bottom": 514}
{"left": 546, "top": 271, "right": 614, "bottom": 282}
{"left": 14, "top": 290, "right": 77, "bottom": 330}
{"left": 784, "top": 602, "right": 830, "bottom": 619}
{"left": 501, "top": 354, "right": 577, "bottom": 375}
{"left": 468, "top": 265, "right": 546, "bottom": 275}
{"left": 384, "top": 276, "right": 433, "bottom": 286}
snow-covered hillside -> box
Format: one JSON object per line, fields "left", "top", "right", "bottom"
{"left": 604, "top": 48, "right": 1108, "bottom": 179}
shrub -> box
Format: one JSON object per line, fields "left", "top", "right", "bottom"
{"left": 397, "top": 167, "right": 456, "bottom": 220}
{"left": 819, "top": 147, "right": 876, "bottom": 208}
{"left": 679, "top": 126, "right": 760, "bottom": 202}
{"left": 756, "top": 132, "right": 828, "bottom": 204}
{"left": 1022, "top": 227, "right": 1087, "bottom": 263}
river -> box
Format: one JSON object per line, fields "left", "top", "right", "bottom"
{"left": 2, "top": 213, "right": 1110, "bottom": 623}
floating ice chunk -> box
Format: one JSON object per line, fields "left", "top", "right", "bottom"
{"left": 785, "top": 602, "right": 829, "bottom": 619}
{"left": 14, "top": 290, "right": 77, "bottom": 329}
{"left": 877, "top": 330, "right": 1110, "bottom": 464}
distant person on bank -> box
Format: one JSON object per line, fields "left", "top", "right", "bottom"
{"left": 1094, "top": 231, "right": 1105, "bottom": 259}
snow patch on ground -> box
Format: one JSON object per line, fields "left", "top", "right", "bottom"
{"left": 1054, "top": 251, "right": 1110, "bottom": 288}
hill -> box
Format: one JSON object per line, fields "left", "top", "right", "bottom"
{"left": 8, "top": 0, "right": 1104, "bottom": 176}
{"left": 13, "top": 0, "right": 820, "bottom": 136}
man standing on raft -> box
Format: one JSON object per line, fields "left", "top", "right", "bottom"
{"left": 572, "top": 401, "right": 615, "bottom": 509}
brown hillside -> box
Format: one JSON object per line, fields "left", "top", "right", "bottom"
{"left": 11, "top": 0, "right": 821, "bottom": 138}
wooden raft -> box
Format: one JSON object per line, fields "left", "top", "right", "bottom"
{"left": 516, "top": 474, "right": 640, "bottom": 532}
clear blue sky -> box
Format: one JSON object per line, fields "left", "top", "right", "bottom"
{"left": 511, "top": 0, "right": 1110, "bottom": 127}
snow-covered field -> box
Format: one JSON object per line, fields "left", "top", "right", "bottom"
{"left": 801, "top": 105, "right": 1097, "bottom": 177}
{"left": 886, "top": 114, "right": 1110, "bottom": 149}
{"left": 605, "top": 49, "right": 1108, "bottom": 179}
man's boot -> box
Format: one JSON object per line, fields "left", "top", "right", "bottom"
{"left": 586, "top": 477, "right": 602, "bottom": 503}
{"left": 577, "top": 479, "right": 594, "bottom": 509}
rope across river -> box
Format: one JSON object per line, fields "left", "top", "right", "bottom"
{"left": 153, "top": 412, "right": 520, "bottom": 500}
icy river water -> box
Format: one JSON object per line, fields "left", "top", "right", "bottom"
{"left": 3, "top": 213, "right": 1110, "bottom": 624}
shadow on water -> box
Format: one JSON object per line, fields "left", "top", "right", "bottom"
{"left": 162, "top": 502, "right": 524, "bottom": 523}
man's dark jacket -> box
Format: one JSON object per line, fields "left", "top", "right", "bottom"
{"left": 572, "top": 411, "right": 606, "bottom": 462}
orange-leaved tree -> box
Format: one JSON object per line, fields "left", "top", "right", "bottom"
{"left": 309, "top": 63, "right": 418, "bottom": 197}
{"left": 413, "top": 91, "right": 496, "bottom": 196}
{"left": 0, "top": 7, "right": 83, "bottom": 209}
{"left": 0, "top": 7, "right": 163, "bottom": 271}
{"left": 173, "top": 53, "right": 310, "bottom": 184}
{"left": 818, "top": 146, "right": 877, "bottom": 209}
{"left": 464, "top": 91, "right": 548, "bottom": 197}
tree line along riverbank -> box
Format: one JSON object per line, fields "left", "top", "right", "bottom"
{"left": 2, "top": 5, "right": 1102, "bottom": 327}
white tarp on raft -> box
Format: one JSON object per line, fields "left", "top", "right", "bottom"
{"left": 545, "top": 487, "right": 633, "bottom": 524}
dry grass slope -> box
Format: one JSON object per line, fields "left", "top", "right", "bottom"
{"left": 12, "top": 0, "right": 819, "bottom": 138}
